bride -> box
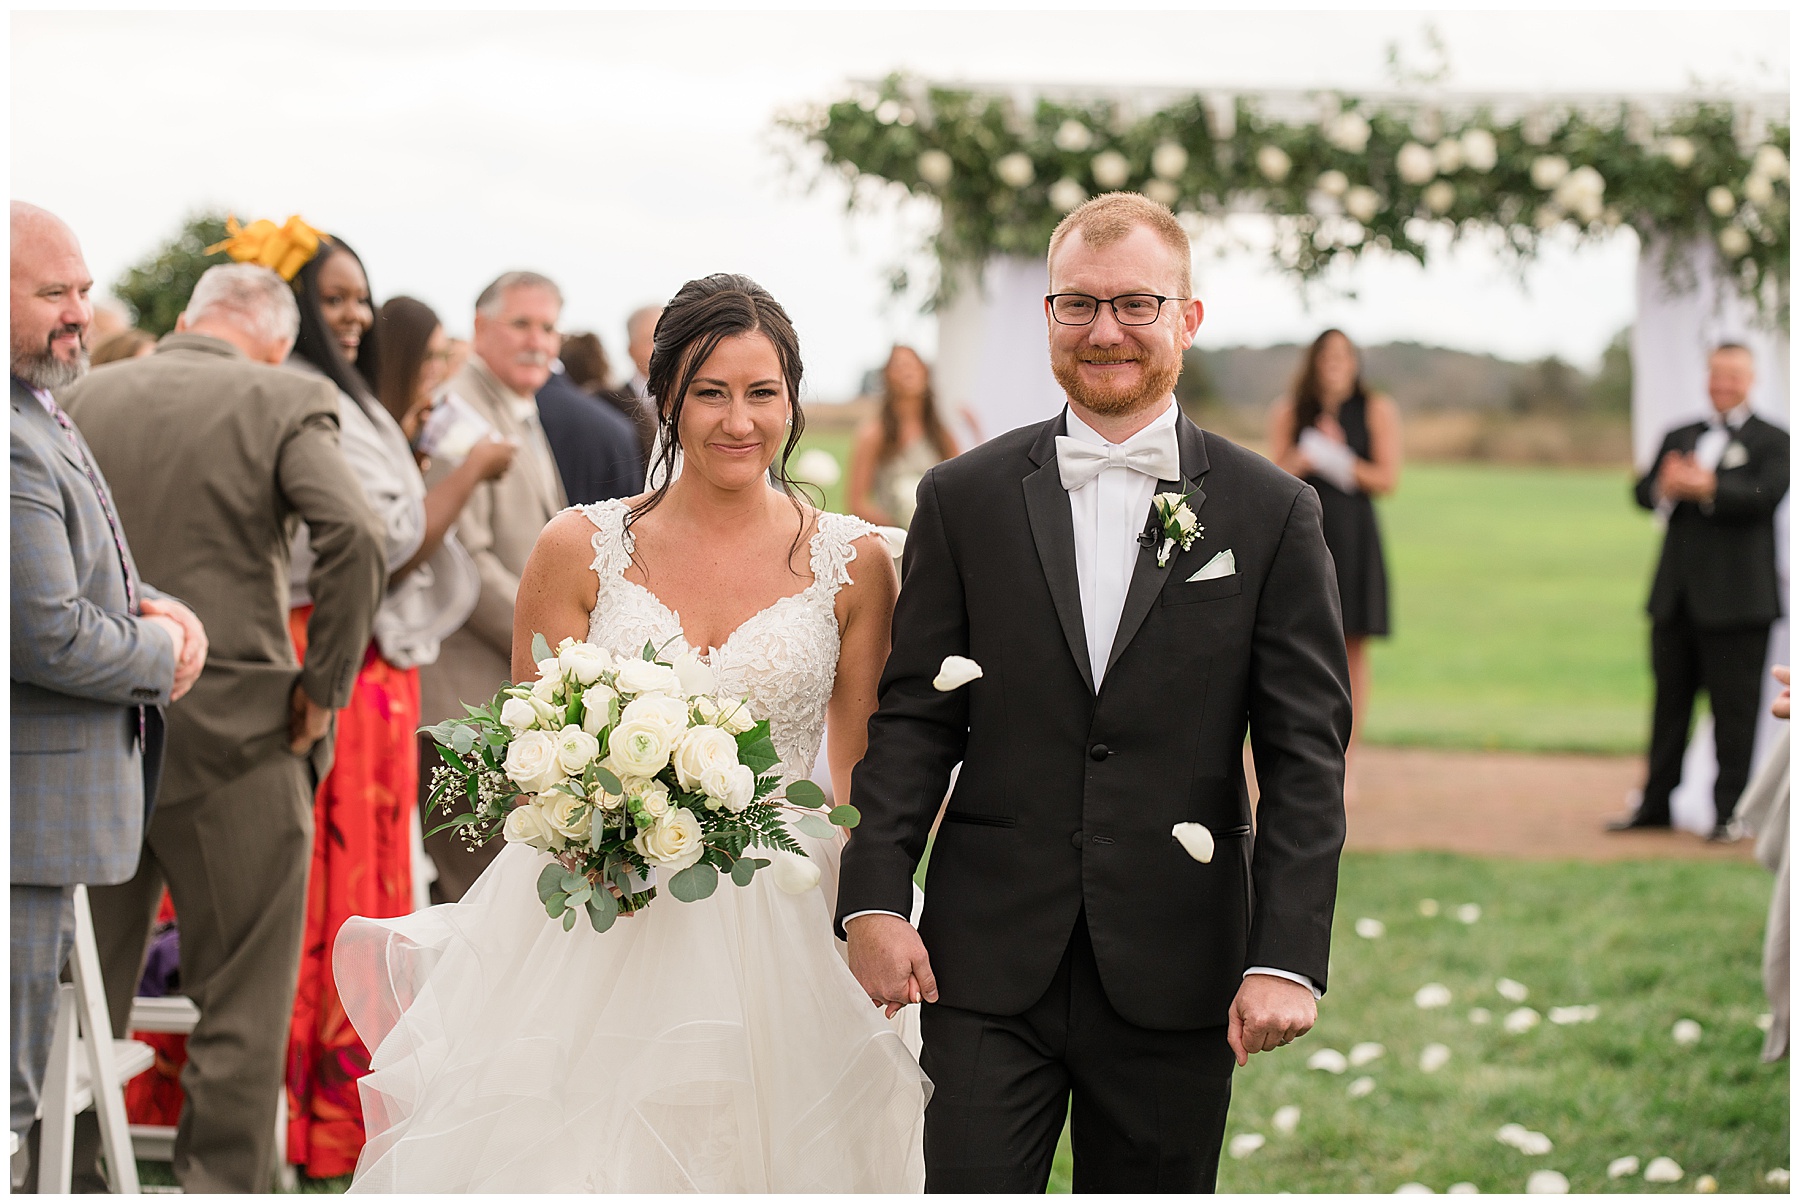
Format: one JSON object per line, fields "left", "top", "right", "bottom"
{"left": 334, "top": 273, "right": 930, "bottom": 1192}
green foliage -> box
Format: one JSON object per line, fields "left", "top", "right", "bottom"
{"left": 112, "top": 212, "right": 233, "bottom": 336}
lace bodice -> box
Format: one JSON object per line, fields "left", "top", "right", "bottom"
{"left": 577, "top": 500, "right": 875, "bottom": 782}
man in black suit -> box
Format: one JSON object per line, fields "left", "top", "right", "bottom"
{"left": 1609, "top": 343, "right": 1789, "bottom": 840}
{"left": 838, "top": 192, "right": 1350, "bottom": 1193}
{"left": 535, "top": 367, "right": 644, "bottom": 505}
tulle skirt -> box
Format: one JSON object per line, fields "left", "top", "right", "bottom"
{"left": 334, "top": 834, "right": 929, "bottom": 1192}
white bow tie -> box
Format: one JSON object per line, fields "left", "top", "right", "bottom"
{"left": 1055, "top": 427, "right": 1180, "bottom": 491}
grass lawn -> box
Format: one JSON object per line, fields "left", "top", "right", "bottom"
{"left": 1046, "top": 851, "right": 1787, "bottom": 1193}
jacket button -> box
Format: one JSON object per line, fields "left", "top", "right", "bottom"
{"left": 1089, "top": 743, "right": 1110, "bottom": 761}
{"left": 1070, "top": 830, "right": 1085, "bottom": 849}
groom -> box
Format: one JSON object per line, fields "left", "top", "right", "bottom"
{"left": 839, "top": 192, "right": 1350, "bottom": 1192}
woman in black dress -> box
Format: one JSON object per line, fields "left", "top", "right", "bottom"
{"left": 1268, "top": 330, "right": 1402, "bottom": 798}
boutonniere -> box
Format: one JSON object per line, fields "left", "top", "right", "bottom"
{"left": 1149, "top": 490, "right": 1203, "bottom": 568}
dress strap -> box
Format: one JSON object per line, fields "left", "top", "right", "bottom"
{"left": 807, "top": 510, "right": 879, "bottom": 599}
{"left": 572, "top": 499, "right": 633, "bottom": 585}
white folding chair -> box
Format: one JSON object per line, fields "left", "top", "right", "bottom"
{"left": 37, "top": 884, "right": 152, "bottom": 1193}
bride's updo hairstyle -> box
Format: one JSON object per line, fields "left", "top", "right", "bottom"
{"left": 628, "top": 273, "right": 811, "bottom": 527}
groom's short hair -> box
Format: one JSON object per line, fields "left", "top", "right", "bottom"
{"left": 1047, "top": 192, "right": 1191, "bottom": 295}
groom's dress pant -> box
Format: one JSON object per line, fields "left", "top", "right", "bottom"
{"left": 920, "top": 911, "right": 1235, "bottom": 1193}
{"left": 1640, "top": 603, "right": 1771, "bottom": 826}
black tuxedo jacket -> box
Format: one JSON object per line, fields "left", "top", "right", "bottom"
{"left": 1635, "top": 414, "right": 1788, "bottom": 628}
{"left": 838, "top": 409, "right": 1351, "bottom": 1031}
{"left": 534, "top": 372, "right": 645, "bottom": 506}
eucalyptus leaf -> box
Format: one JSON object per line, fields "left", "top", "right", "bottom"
{"left": 828, "top": 804, "right": 862, "bottom": 828}
{"left": 730, "top": 857, "right": 757, "bottom": 887}
{"left": 561, "top": 908, "right": 578, "bottom": 931}
{"left": 784, "top": 779, "right": 827, "bottom": 809}
{"left": 537, "top": 864, "right": 565, "bottom": 904}
{"left": 568, "top": 886, "right": 592, "bottom": 906}
{"left": 795, "top": 814, "right": 837, "bottom": 840}
{"left": 586, "top": 894, "right": 617, "bottom": 933}
{"left": 560, "top": 871, "right": 587, "bottom": 895}
{"left": 668, "top": 862, "right": 719, "bottom": 903}
{"left": 546, "top": 891, "right": 569, "bottom": 918}
{"left": 450, "top": 726, "right": 476, "bottom": 755}
{"left": 594, "top": 766, "right": 623, "bottom": 795}
{"left": 532, "top": 632, "right": 553, "bottom": 664}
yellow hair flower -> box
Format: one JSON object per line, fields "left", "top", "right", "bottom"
{"left": 205, "top": 214, "right": 326, "bottom": 282}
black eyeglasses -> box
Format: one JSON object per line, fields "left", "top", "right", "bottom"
{"left": 1047, "top": 293, "right": 1188, "bottom": 327}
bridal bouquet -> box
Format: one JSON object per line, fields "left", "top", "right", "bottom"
{"left": 422, "top": 635, "right": 859, "bottom": 933}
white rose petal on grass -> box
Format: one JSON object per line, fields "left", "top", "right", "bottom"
{"left": 1525, "top": 1170, "right": 1569, "bottom": 1194}
{"left": 1468, "top": 1007, "right": 1492, "bottom": 1025}
{"left": 1503, "top": 1007, "right": 1541, "bottom": 1034}
{"left": 1418, "top": 898, "right": 1440, "bottom": 917}
{"left": 1349, "top": 1041, "right": 1386, "bottom": 1067}
{"left": 1355, "top": 917, "right": 1386, "bottom": 939}
{"left": 1695, "top": 1174, "right": 1718, "bottom": 1193}
{"left": 1671, "top": 1018, "right": 1703, "bottom": 1045}
{"left": 1643, "top": 1157, "right": 1683, "bottom": 1183}
{"left": 1418, "top": 1043, "right": 1451, "bottom": 1073}
{"left": 1446, "top": 1184, "right": 1480, "bottom": 1195}
{"left": 933, "top": 655, "right": 984, "bottom": 691}
{"left": 769, "top": 849, "right": 822, "bottom": 894}
{"left": 1515, "top": 1132, "right": 1553, "bottom": 1156}
{"left": 1272, "top": 1105, "right": 1301, "bottom": 1135}
{"left": 1496, "top": 978, "right": 1529, "bottom": 1003}
{"left": 1415, "top": 983, "right": 1453, "bottom": 1009}
{"left": 1227, "top": 1133, "right": 1265, "bottom": 1159}
{"left": 1607, "top": 1156, "right": 1640, "bottom": 1179}
{"left": 1495, "top": 1124, "right": 1528, "bottom": 1147}
{"left": 1395, "top": 1183, "right": 1433, "bottom": 1194}
{"left": 1758, "top": 1012, "right": 1775, "bottom": 1031}
{"left": 1306, "top": 1047, "right": 1348, "bottom": 1074}
{"left": 1347, "top": 1075, "right": 1376, "bottom": 1098}
{"left": 1173, "top": 823, "right": 1215, "bottom": 864}
{"left": 1456, "top": 903, "right": 1482, "bottom": 924}
{"left": 1765, "top": 1168, "right": 1789, "bottom": 1187}
{"left": 1548, "top": 1005, "right": 1599, "bottom": 1025}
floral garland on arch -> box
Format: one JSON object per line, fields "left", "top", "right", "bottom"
{"left": 781, "top": 75, "right": 1789, "bottom": 317}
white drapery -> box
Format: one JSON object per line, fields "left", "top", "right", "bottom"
{"left": 934, "top": 257, "right": 1064, "bottom": 448}
{"left": 1632, "top": 235, "right": 1790, "bottom": 834}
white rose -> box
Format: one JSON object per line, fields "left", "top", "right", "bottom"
{"left": 1255, "top": 145, "right": 1291, "bottom": 183}
{"left": 1144, "top": 179, "right": 1181, "bottom": 207}
{"left": 670, "top": 648, "right": 717, "bottom": 698}
{"left": 917, "top": 148, "right": 953, "bottom": 187}
{"left": 542, "top": 790, "right": 592, "bottom": 843}
{"left": 1395, "top": 142, "right": 1436, "bottom": 186}
{"left": 1422, "top": 180, "right": 1456, "bottom": 215}
{"left": 1053, "top": 119, "right": 1092, "bottom": 153}
{"left": 1151, "top": 141, "right": 1188, "bottom": 180}
{"left": 995, "top": 152, "right": 1035, "bottom": 190}
{"left": 1344, "top": 185, "right": 1381, "bottom": 224}
{"left": 635, "top": 779, "right": 672, "bottom": 819}
{"left": 500, "top": 696, "right": 540, "bottom": 735}
{"left": 1718, "top": 224, "right": 1752, "bottom": 259}
{"left": 1707, "top": 185, "right": 1739, "bottom": 217}
{"left": 1661, "top": 135, "right": 1696, "bottom": 169}
{"left": 1326, "top": 111, "right": 1370, "bottom": 154}
{"left": 1315, "top": 169, "right": 1349, "bottom": 198}
{"left": 933, "top": 655, "right": 984, "bottom": 692}
{"left": 1174, "top": 508, "right": 1199, "bottom": 536}
{"left": 701, "top": 762, "right": 756, "bottom": 814}
{"left": 1529, "top": 155, "right": 1569, "bottom": 190}
{"left": 1048, "top": 177, "right": 1088, "bottom": 212}
{"left": 557, "top": 642, "right": 609, "bottom": 685}
{"left": 613, "top": 657, "right": 681, "bottom": 697}
{"left": 620, "top": 693, "right": 690, "bottom": 743}
{"left": 715, "top": 698, "right": 757, "bottom": 735}
{"left": 553, "top": 724, "right": 601, "bottom": 776}
{"left": 633, "top": 807, "right": 705, "bottom": 871}
{"left": 504, "top": 730, "right": 564, "bottom": 795}
{"left": 1460, "top": 128, "right": 1498, "bottom": 173}
{"left": 608, "top": 716, "right": 675, "bottom": 779}
{"left": 769, "top": 849, "right": 821, "bottom": 894}
{"left": 1091, "top": 149, "right": 1131, "bottom": 190}
{"left": 672, "top": 725, "right": 740, "bottom": 792}
{"left": 1432, "top": 138, "right": 1464, "bottom": 175}
{"left": 580, "top": 684, "right": 618, "bottom": 735}
{"left": 502, "top": 800, "right": 558, "bottom": 850}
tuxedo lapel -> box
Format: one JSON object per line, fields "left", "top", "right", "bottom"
{"left": 1104, "top": 415, "right": 1211, "bottom": 680}
{"left": 1022, "top": 415, "right": 1096, "bottom": 696}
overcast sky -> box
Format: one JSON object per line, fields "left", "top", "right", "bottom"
{"left": 12, "top": 6, "right": 1789, "bottom": 398}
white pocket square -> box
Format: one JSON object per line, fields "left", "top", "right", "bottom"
{"left": 1186, "top": 549, "right": 1236, "bottom": 582}
{"left": 1721, "top": 442, "right": 1749, "bottom": 469}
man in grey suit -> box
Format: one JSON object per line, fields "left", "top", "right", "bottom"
{"left": 60, "top": 263, "right": 384, "bottom": 1192}
{"left": 9, "top": 202, "right": 208, "bottom": 1153}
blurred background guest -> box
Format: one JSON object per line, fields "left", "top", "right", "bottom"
{"left": 536, "top": 333, "right": 643, "bottom": 506}
{"left": 846, "top": 344, "right": 959, "bottom": 529}
{"left": 1267, "top": 329, "right": 1402, "bottom": 797}
{"left": 1738, "top": 666, "right": 1790, "bottom": 1062}
{"left": 443, "top": 335, "right": 471, "bottom": 380}
{"left": 91, "top": 326, "right": 156, "bottom": 366}
{"left": 565, "top": 329, "right": 656, "bottom": 470}
{"left": 89, "top": 295, "right": 131, "bottom": 342}
{"left": 418, "top": 271, "right": 569, "bottom": 902}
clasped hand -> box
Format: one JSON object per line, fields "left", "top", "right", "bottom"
{"left": 846, "top": 913, "right": 938, "bottom": 1019}
{"left": 1656, "top": 450, "right": 1717, "bottom": 503}
{"left": 140, "top": 597, "right": 207, "bottom": 702}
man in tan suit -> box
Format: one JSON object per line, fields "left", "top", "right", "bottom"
{"left": 419, "top": 270, "right": 568, "bottom": 900}
{"left": 60, "top": 263, "right": 384, "bottom": 1193}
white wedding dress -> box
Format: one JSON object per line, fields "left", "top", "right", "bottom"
{"left": 335, "top": 499, "right": 929, "bottom": 1192}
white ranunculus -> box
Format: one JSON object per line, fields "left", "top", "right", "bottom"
{"left": 1354, "top": 917, "right": 1386, "bottom": 939}
{"left": 1414, "top": 983, "right": 1452, "bottom": 1009}
{"left": 1151, "top": 141, "right": 1189, "bottom": 180}
{"left": 1643, "top": 1157, "right": 1682, "bottom": 1184}
{"left": 1227, "top": 1133, "right": 1265, "bottom": 1159}
{"left": 609, "top": 716, "right": 676, "bottom": 779}
{"left": 1529, "top": 155, "right": 1569, "bottom": 190}
{"left": 1348, "top": 1041, "right": 1385, "bottom": 1066}
{"left": 1422, "top": 180, "right": 1456, "bottom": 215}
{"left": 917, "top": 149, "right": 953, "bottom": 187}
{"left": 543, "top": 790, "right": 592, "bottom": 843}
{"left": 1419, "top": 1043, "right": 1451, "bottom": 1073}
{"left": 1172, "top": 822, "right": 1215, "bottom": 863}
{"left": 1316, "top": 169, "right": 1349, "bottom": 198}
{"left": 1344, "top": 185, "right": 1381, "bottom": 223}
{"left": 1607, "top": 1156, "right": 1640, "bottom": 1180}
{"left": 633, "top": 807, "right": 705, "bottom": 871}
{"left": 1396, "top": 142, "right": 1436, "bottom": 186}
{"left": 792, "top": 446, "right": 842, "bottom": 488}
{"left": 1718, "top": 225, "right": 1753, "bottom": 259}
{"left": 1745, "top": 173, "right": 1776, "bottom": 207}
{"left": 580, "top": 684, "right": 618, "bottom": 735}
{"left": 1525, "top": 1170, "right": 1568, "bottom": 1194}
{"left": 504, "top": 730, "right": 564, "bottom": 795}
{"left": 1671, "top": 1017, "right": 1703, "bottom": 1045}
{"left": 1306, "top": 1047, "right": 1348, "bottom": 1073}
{"left": 770, "top": 849, "right": 821, "bottom": 894}
{"left": 1272, "top": 1104, "right": 1300, "bottom": 1135}
{"left": 501, "top": 696, "right": 540, "bottom": 735}
{"left": 1256, "top": 145, "right": 1292, "bottom": 183}
{"left": 614, "top": 657, "right": 681, "bottom": 697}
{"left": 1144, "top": 179, "right": 1181, "bottom": 207}
{"left": 673, "top": 725, "right": 739, "bottom": 791}
{"left": 1326, "top": 111, "right": 1371, "bottom": 153}
{"left": 502, "top": 800, "right": 557, "bottom": 850}
{"left": 635, "top": 778, "right": 672, "bottom": 819}
{"left": 620, "top": 693, "right": 690, "bottom": 743}
{"left": 1091, "top": 149, "right": 1131, "bottom": 190}
{"left": 1753, "top": 144, "right": 1789, "bottom": 180}
{"left": 670, "top": 648, "right": 716, "bottom": 698}
{"left": 703, "top": 762, "right": 757, "bottom": 813}
{"left": 1503, "top": 1006, "right": 1541, "bottom": 1033}
{"left": 552, "top": 725, "right": 601, "bottom": 776}
{"left": 1496, "top": 977, "right": 1529, "bottom": 1002}
{"left": 557, "top": 642, "right": 610, "bottom": 685}
{"left": 1707, "top": 185, "right": 1738, "bottom": 217}
{"left": 1661, "top": 135, "right": 1697, "bottom": 169}
{"left": 1461, "top": 128, "right": 1498, "bottom": 173}
{"left": 1433, "top": 138, "right": 1464, "bottom": 174}
{"left": 1054, "top": 119, "right": 1092, "bottom": 153}
{"left": 1049, "top": 177, "right": 1088, "bottom": 212}
{"left": 933, "top": 655, "right": 984, "bottom": 692}
{"left": 995, "top": 152, "right": 1036, "bottom": 189}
